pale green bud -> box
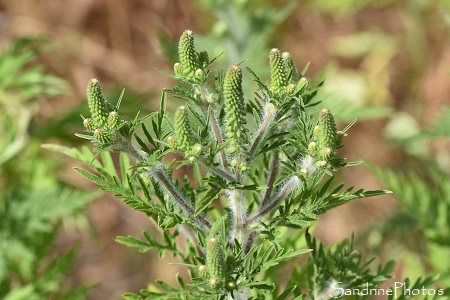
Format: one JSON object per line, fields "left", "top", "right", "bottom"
{"left": 313, "top": 125, "right": 320, "bottom": 137}
{"left": 316, "top": 160, "right": 327, "bottom": 167}
{"left": 308, "top": 141, "right": 317, "bottom": 156}
{"left": 198, "top": 265, "right": 209, "bottom": 278}
{"left": 318, "top": 108, "right": 338, "bottom": 151}
{"left": 282, "top": 51, "right": 299, "bottom": 83}
{"left": 93, "top": 128, "right": 114, "bottom": 144}
{"left": 225, "top": 281, "right": 236, "bottom": 291}
{"left": 83, "top": 118, "right": 96, "bottom": 132}
{"left": 224, "top": 65, "right": 247, "bottom": 156}
{"left": 194, "top": 68, "right": 206, "bottom": 81}
{"left": 336, "top": 130, "right": 345, "bottom": 146}
{"left": 87, "top": 79, "right": 111, "bottom": 128}
{"left": 320, "top": 147, "right": 334, "bottom": 160}
{"left": 178, "top": 30, "right": 199, "bottom": 74}
{"left": 174, "top": 62, "right": 184, "bottom": 77}
{"left": 286, "top": 83, "right": 295, "bottom": 94}
{"left": 209, "top": 278, "right": 220, "bottom": 289}
{"left": 297, "top": 77, "right": 308, "bottom": 91}
{"left": 167, "top": 136, "right": 176, "bottom": 148}
{"left": 206, "top": 238, "right": 225, "bottom": 287}
{"left": 108, "top": 111, "right": 121, "bottom": 129}
{"left": 191, "top": 143, "right": 202, "bottom": 156}
{"left": 175, "top": 106, "right": 195, "bottom": 152}
{"left": 238, "top": 162, "right": 247, "bottom": 172}
{"left": 230, "top": 159, "right": 238, "bottom": 168}
{"left": 269, "top": 48, "right": 288, "bottom": 96}
{"left": 198, "top": 51, "right": 209, "bottom": 69}
{"left": 226, "top": 253, "right": 235, "bottom": 267}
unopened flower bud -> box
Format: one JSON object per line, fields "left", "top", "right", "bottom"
{"left": 226, "top": 281, "right": 236, "bottom": 291}
{"left": 194, "top": 69, "right": 205, "bottom": 81}
{"left": 318, "top": 108, "right": 338, "bottom": 151}
{"left": 87, "top": 79, "right": 111, "bottom": 128}
{"left": 167, "top": 136, "right": 176, "bottom": 148}
{"left": 269, "top": 48, "right": 288, "bottom": 96}
{"left": 316, "top": 160, "right": 327, "bottom": 168}
{"left": 174, "top": 62, "right": 184, "bottom": 77}
{"left": 308, "top": 142, "right": 317, "bottom": 156}
{"left": 83, "top": 118, "right": 96, "bottom": 132}
{"left": 286, "top": 83, "right": 295, "bottom": 94}
{"left": 192, "top": 143, "right": 202, "bottom": 156}
{"left": 297, "top": 77, "right": 308, "bottom": 91}
{"left": 313, "top": 125, "right": 320, "bottom": 137}
{"left": 108, "top": 111, "right": 121, "bottom": 129}
{"left": 178, "top": 30, "right": 199, "bottom": 74}
{"left": 320, "top": 147, "right": 333, "bottom": 160}
{"left": 239, "top": 162, "right": 247, "bottom": 172}
{"left": 94, "top": 128, "right": 114, "bottom": 144}
{"left": 282, "top": 51, "right": 299, "bottom": 83}
{"left": 209, "top": 278, "right": 220, "bottom": 289}
{"left": 336, "top": 130, "right": 345, "bottom": 146}
{"left": 198, "top": 51, "right": 209, "bottom": 68}
{"left": 175, "top": 106, "right": 195, "bottom": 152}
{"left": 206, "top": 238, "right": 225, "bottom": 289}
{"left": 198, "top": 265, "right": 209, "bottom": 278}
{"left": 224, "top": 65, "right": 247, "bottom": 156}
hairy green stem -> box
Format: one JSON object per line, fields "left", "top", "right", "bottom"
{"left": 151, "top": 166, "right": 212, "bottom": 230}
{"left": 260, "top": 152, "right": 280, "bottom": 208}
{"left": 208, "top": 108, "right": 229, "bottom": 169}
{"left": 198, "top": 160, "right": 236, "bottom": 182}
{"left": 248, "top": 104, "right": 277, "bottom": 159}
{"left": 245, "top": 175, "right": 302, "bottom": 227}
{"left": 227, "top": 189, "right": 247, "bottom": 246}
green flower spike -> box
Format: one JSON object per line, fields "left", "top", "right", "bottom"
{"left": 87, "top": 78, "right": 111, "bottom": 128}
{"left": 175, "top": 106, "right": 195, "bottom": 152}
{"left": 178, "top": 30, "right": 199, "bottom": 76}
{"left": 206, "top": 238, "right": 226, "bottom": 289}
{"left": 282, "top": 51, "right": 299, "bottom": 83}
{"left": 269, "top": 48, "right": 288, "bottom": 97}
{"left": 318, "top": 108, "right": 338, "bottom": 153}
{"left": 224, "top": 65, "right": 247, "bottom": 155}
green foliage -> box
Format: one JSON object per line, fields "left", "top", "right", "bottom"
{"left": 300, "top": 233, "right": 394, "bottom": 299}
{"left": 0, "top": 38, "right": 68, "bottom": 167}
{"left": 59, "top": 29, "right": 398, "bottom": 299}
{"left": 360, "top": 96, "right": 450, "bottom": 291}
{"left": 0, "top": 38, "right": 94, "bottom": 299}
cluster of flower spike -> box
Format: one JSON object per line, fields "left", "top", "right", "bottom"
{"left": 82, "top": 79, "right": 128, "bottom": 146}
{"left": 79, "top": 30, "right": 348, "bottom": 297}
{"left": 173, "top": 30, "right": 209, "bottom": 83}
{"left": 269, "top": 48, "right": 308, "bottom": 102}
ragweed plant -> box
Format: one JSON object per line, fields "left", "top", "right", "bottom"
{"left": 69, "top": 30, "right": 394, "bottom": 299}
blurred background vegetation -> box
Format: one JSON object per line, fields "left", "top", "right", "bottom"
{"left": 0, "top": 0, "right": 449, "bottom": 299}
